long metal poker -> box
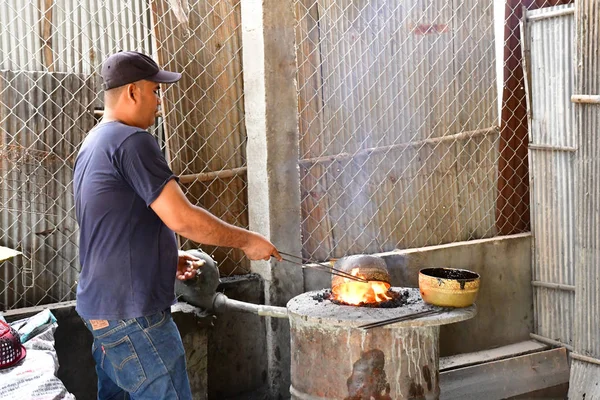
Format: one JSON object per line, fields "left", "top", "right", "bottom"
{"left": 279, "top": 252, "right": 368, "bottom": 283}
{"left": 281, "top": 257, "right": 369, "bottom": 283}
{"left": 358, "top": 308, "right": 448, "bottom": 330}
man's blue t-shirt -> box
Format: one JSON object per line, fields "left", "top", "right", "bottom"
{"left": 73, "top": 121, "right": 178, "bottom": 320}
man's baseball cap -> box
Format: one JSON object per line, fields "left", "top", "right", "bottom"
{"left": 100, "top": 51, "right": 182, "bottom": 90}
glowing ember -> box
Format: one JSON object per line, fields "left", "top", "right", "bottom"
{"left": 331, "top": 268, "right": 393, "bottom": 305}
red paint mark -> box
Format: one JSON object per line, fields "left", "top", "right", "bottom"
{"left": 16, "top": 370, "right": 34, "bottom": 375}
{"left": 411, "top": 23, "right": 449, "bottom": 35}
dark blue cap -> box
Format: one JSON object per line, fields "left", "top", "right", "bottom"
{"left": 100, "top": 51, "right": 182, "bottom": 90}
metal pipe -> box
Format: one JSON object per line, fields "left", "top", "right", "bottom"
{"left": 178, "top": 127, "right": 499, "bottom": 184}
{"left": 571, "top": 94, "right": 600, "bottom": 104}
{"left": 530, "top": 333, "right": 573, "bottom": 351}
{"left": 571, "top": 352, "right": 600, "bottom": 366}
{"left": 213, "top": 293, "right": 289, "bottom": 319}
{"left": 528, "top": 144, "right": 577, "bottom": 152}
{"left": 531, "top": 281, "right": 576, "bottom": 291}
{"left": 93, "top": 109, "right": 164, "bottom": 118}
{"left": 179, "top": 166, "right": 248, "bottom": 184}
{"left": 526, "top": 7, "right": 574, "bottom": 22}
{"left": 298, "top": 126, "right": 499, "bottom": 167}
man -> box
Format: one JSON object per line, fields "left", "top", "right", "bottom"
{"left": 73, "top": 51, "right": 281, "bottom": 399}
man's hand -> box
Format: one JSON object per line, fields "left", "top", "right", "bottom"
{"left": 176, "top": 250, "right": 206, "bottom": 281}
{"left": 241, "top": 232, "right": 282, "bottom": 261}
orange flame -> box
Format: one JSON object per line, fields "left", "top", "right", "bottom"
{"left": 332, "top": 268, "right": 392, "bottom": 305}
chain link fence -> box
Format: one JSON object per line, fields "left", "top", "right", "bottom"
{"left": 0, "top": 0, "right": 560, "bottom": 310}
{"left": 0, "top": 0, "right": 247, "bottom": 309}
{"left": 296, "top": 0, "right": 500, "bottom": 261}
{"left": 151, "top": 0, "right": 249, "bottom": 277}
{"left": 293, "top": 0, "right": 571, "bottom": 262}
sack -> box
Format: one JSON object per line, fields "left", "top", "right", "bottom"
{"left": 0, "top": 313, "right": 75, "bottom": 400}
{"left": 10, "top": 308, "right": 57, "bottom": 344}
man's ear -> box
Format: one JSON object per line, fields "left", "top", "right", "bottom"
{"left": 126, "top": 83, "right": 137, "bottom": 103}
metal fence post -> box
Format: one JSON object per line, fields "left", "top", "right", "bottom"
{"left": 568, "top": 0, "right": 600, "bottom": 396}
{"left": 241, "top": 0, "right": 304, "bottom": 397}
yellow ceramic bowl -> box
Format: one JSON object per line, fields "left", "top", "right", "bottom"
{"left": 419, "top": 267, "right": 480, "bottom": 308}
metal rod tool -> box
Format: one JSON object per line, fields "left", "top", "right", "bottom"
{"left": 279, "top": 251, "right": 368, "bottom": 283}
{"left": 358, "top": 308, "right": 448, "bottom": 330}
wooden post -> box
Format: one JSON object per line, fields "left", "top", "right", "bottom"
{"left": 40, "top": 0, "right": 55, "bottom": 72}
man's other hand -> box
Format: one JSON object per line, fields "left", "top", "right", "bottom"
{"left": 176, "top": 250, "right": 206, "bottom": 281}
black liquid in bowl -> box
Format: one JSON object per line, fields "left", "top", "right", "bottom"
{"left": 420, "top": 267, "right": 479, "bottom": 281}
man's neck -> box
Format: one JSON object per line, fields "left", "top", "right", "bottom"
{"left": 101, "top": 109, "right": 137, "bottom": 128}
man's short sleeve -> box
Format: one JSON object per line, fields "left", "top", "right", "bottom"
{"left": 114, "top": 132, "right": 178, "bottom": 206}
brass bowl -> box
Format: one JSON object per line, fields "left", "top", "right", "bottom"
{"left": 419, "top": 267, "right": 480, "bottom": 308}
{"left": 331, "top": 254, "right": 390, "bottom": 289}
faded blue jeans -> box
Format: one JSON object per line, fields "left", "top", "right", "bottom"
{"left": 81, "top": 308, "right": 192, "bottom": 400}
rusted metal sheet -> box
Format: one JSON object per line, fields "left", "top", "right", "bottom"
{"left": 151, "top": 0, "right": 249, "bottom": 275}
{"left": 523, "top": 3, "right": 575, "bottom": 350}
{"left": 453, "top": 0, "right": 498, "bottom": 133}
{"left": 454, "top": 131, "right": 500, "bottom": 241}
{"left": 569, "top": 0, "right": 600, "bottom": 396}
{"left": 298, "top": 130, "right": 500, "bottom": 257}
{"left": 0, "top": 71, "right": 96, "bottom": 309}
{"left": 497, "top": 0, "right": 573, "bottom": 235}
{"left": 367, "top": 139, "right": 462, "bottom": 251}
{"left": 296, "top": 0, "right": 333, "bottom": 262}
{"left": 570, "top": 361, "right": 600, "bottom": 398}
{"left": 0, "top": 0, "right": 153, "bottom": 73}
{"left": 295, "top": 0, "right": 498, "bottom": 259}
{"left": 316, "top": 0, "right": 456, "bottom": 153}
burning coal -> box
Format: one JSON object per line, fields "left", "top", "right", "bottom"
{"left": 313, "top": 288, "right": 411, "bottom": 308}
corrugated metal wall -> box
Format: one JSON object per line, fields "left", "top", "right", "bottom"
{"left": 522, "top": 4, "right": 575, "bottom": 350}
{"left": 569, "top": 0, "right": 600, "bottom": 396}
{"left": 0, "top": 0, "right": 153, "bottom": 309}
{"left": 150, "top": 0, "right": 250, "bottom": 276}
{"left": 0, "top": 72, "right": 96, "bottom": 309}
{"left": 0, "top": 0, "right": 153, "bottom": 74}
{"left": 296, "top": 0, "right": 498, "bottom": 260}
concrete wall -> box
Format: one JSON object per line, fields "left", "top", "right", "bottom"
{"left": 241, "top": 1, "right": 304, "bottom": 397}
{"left": 305, "top": 233, "right": 534, "bottom": 356}
{"left": 207, "top": 275, "right": 268, "bottom": 399}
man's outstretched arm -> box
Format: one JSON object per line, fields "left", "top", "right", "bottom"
{"left": 150, "top": 179, "right": 281, "bottom": 261}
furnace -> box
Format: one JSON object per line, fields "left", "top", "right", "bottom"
{"left": 288, "top": 288, "right": 474, "bottom": 399}
{"left": 287, "top": 254, "right": 475, "bottom": 400}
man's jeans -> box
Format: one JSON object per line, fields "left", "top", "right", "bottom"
{"left": 81, "top": 309, "right": 192, "bottom": 400}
